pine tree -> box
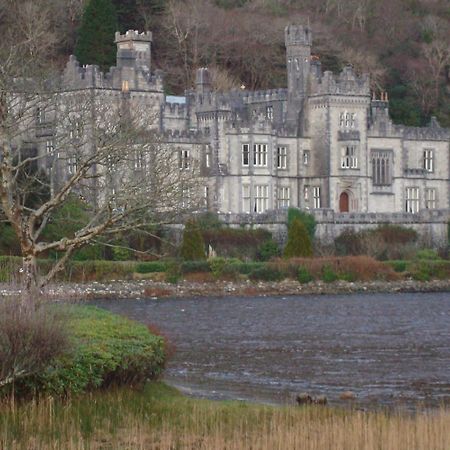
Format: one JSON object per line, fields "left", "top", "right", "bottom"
{"left": 180, "top": 219, "right": 206, "bottom": 261}
{"left": 75, "top": 0, "right": 119, "bottom": 72}
{"left": 283, "top": 218, "right": 313, "bottom": 258}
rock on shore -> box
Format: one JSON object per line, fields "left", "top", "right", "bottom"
{"left": 1, "top": 278, "right": 449, "bottom": 301}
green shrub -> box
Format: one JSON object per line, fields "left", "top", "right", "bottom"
{"left": 411, "top": 260, "right": 450, "bottom": 281}
{"left": 180, "top": 219, "right": 206, "bottom": 261}
{"left": 15, "top": 306, "right": 165, "bottom": 396}
{"left": 415, "top": 249, "right": 441, "bottom": 260}
{"left": 287, "top": 208, "right": 316, "bottom": 241}
{"left": 284, "top": 218, "right": 313, "bottom": 258}
{"left": 257, "top": 239, "right": 280, "bottom": 261}
{"left": 387, "top": 260, "right": 408, "bottom": 272}
{"left": 208, "top": 257, "right": 242, "bottom": 279}
{"left": 321, "top": 265, "right": 338, "bottom": 283}
{"left": 135, "top": 261, "right": 168, "bottom": 274}
{"left": 339, "top": 272, "right": 357, "bottom": 282}
{"left": 181, "top": 260, "right": 211, "bottom": 273}
{"left": 249, "top": 265, "right": 284, "bottom": 282}
{"left": 165, "top": 260, "right": 182, "bottom": 284}
{"left": 65, "top": 260, "right": 135, "bottom": 281}
{"left": 297, "top": 266, "right": 313, "bottom": 284}
{"left": 231, "top": 261, "right": 264, "bottom": 274}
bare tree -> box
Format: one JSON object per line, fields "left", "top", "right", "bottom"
{"left": 0, "top": 37, "right": 201, "bottom": 300}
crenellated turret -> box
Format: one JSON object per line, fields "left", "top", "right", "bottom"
{"left": 115, "top": 30, "right": 152, "bottom": 72}
{"left": 285, "top": 24, "right": 312, "bottom": 133}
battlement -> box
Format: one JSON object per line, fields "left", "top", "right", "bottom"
{"left": 163, "top": 101, "right": 187, "bottom": 116}
{"left": 163, "top": 129, "right": 207, "bottom": 142}
{"left": 241, "top": 89, "right": 287, "bottom": 104}
{"left": 63, "top": 55, "right": 106, "bottom": 88}
{"left": 114, "top": 30, "right": 152, "bottom": 43}
{"left": 285, "top": 24, "right": 312, "bottom": 47}
{"left": 312, "top": 65, "right": 370, "bottom": 96}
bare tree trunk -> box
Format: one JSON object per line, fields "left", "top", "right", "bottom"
{"left": 21, "top": 253, "right": 40, "bottom": 302}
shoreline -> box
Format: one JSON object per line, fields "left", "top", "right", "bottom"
{"left": 1, "top": 278, "right": 449, "bottom": 301}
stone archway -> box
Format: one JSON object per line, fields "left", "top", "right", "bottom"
{"left": 339, "top": 191, "right": 349, "bottom": 212}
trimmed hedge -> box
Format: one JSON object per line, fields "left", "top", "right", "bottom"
{"left": 17, "top": 306, "right": 165, "bottom": 396}
{"left": 135, "top": 261, "right": 168, "bottom": 274}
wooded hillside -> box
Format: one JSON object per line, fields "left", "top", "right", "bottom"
{"left": 1, "top": 0, "right": 448, "bottom": 126}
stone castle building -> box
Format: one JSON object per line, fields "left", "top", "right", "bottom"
{"left": 39, "top": 25, "right": 450, "bottom": 244}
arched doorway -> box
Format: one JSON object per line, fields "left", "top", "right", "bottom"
{"left": 339, "top": 192, "right": 349, "bottom": 212}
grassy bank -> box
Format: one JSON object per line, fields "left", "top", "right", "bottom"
{"left": 1, "top": 382, "right": 449, "bottom": 449}
{"left": 2, "top": 254, "right": 449, "bottom": 285}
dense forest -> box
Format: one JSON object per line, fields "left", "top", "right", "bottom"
{"left": 1, "top": 0, "right": 449, "bottom": 126}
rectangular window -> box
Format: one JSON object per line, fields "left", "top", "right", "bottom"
{"left": 68, "top": 154, "right": 78, "bottom": 175}
{"left": 340, "top": 111, "right": 356, "bottom": 128}
{"left": 253, "top": 144, "right": 268, "bottom": 167}
{"left": 277, "top": 146, "right": 287, "bottom": 169}
{"left": 36, "top": 107, "right": 43, "bottom": 124}
{"left": 405, "top": 187, "right": 419, "bottom": 213}
{"left": 313, "top": 186, "right": 321, "bottom": 209}
{"left": 341, "top": 145, "right": 357, "bottom": 169}
{"left": 304, "top": 185, "right": 309, "bottom": 201}
{"left": 266, "top": 105, "right": 274, "bottom": 121}
{"left": 181, "top": 187, "right": 190, "bottom": 208}
{"left": 423, "top": 149, "right": 434, "bottom": 172}
{"left": 179, "top": 149, "right": 190, "bottom": 169}
{"left": 46, "top": 140, "right": 54, "bottom": 154}
{"left": 242, "top": 184, "right": 251, "bottom": 213}
{"left": 203, "top": 186, "right": 209, "bottom": 208}
{"left": 242, "top": 144, "right": 250, "bottom": 166}
{"left": 425, "top": 188, "right": 436, "bottom": 209}
{"left": 254, "top": 185, "right": 268, "bottom": 213}
{"left": 372, "top": 150, "right": 392, "bottom": 185}
{"left": 205, "top": 144, "right": 212, "bottom": 168}
{"left": 303, "top": 150, "right": 310, "bottom": 165}
{"left": 134, "top": 149, "right": 144, "bottom": 170}
{"left": 107, "top": 154, "right": 117, "bottom": 172}
{"left": 277, "top": 187, "right": 290, "bottom": 209}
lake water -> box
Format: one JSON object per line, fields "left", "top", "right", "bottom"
{"left": 93, "top": 292, "right": 450, "bottom": 408}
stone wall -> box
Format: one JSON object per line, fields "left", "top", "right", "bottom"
{"left": 217, "top": 209, "right": 449, "bottom": 248}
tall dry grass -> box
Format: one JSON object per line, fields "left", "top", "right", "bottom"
{"left": 1, "top": 383, "right": 448, "bottom": 449}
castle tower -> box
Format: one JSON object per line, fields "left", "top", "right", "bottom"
{"left": 115, "top": 30, "right": 152, "bottom": 72}
{"left": 285, "top": 24, "right": 312, "bottom": 131}
{"left": 196, "top": 68, "right": 212, "bottom": 98}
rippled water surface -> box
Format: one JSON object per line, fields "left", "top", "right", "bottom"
{"left": 94, "top": 292, "right": 450, "bottom": 408}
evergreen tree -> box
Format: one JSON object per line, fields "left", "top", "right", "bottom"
{"left": 287, "top": 207, "right": 316, "bottom": 241}
{"left": 283, "top": 218, "right": 313, "bottom": 258}
{"left": 180, "top": 219, "right": 206, "bottom": 261}
{"left": 75, "top": 0, "right": 119, "bottom": 72}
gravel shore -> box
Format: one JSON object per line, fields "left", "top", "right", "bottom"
{"left": 1, "top": 278, "right": 449, "bottom": 301}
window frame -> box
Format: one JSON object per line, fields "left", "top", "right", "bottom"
{"left": 341, "top": 145, "right": 358, "bottom": 169}
{"left": 277, "top": 186, "right": 290, "bottom": 209}
{"left": 179, "top": 149, "right": 190, "bottom": 170}
{"left": 405, "top": 187, "right": 420, "bottom": 213}
{"left": 277, "top": 146, "right": 287, "bottom": 169}
{"left": 253, "top": 144, "right": 268, "bottom": 167}
{"left": 423, "top": 149, "right": 434, "bottom": 172}
{"left": 313, "top": 186, "right": 321, "bottom": 209}
{"left": 254, "top": 184, "right": 269, "bottom": 213}
{"left": 242, "top": 144, "right": 250, "bottom": 167}
{"left": 425, "top": 188, "right": 436, "bottom": 209}
{"left": 371, "top": 150, "right": 392, "bottom": 186}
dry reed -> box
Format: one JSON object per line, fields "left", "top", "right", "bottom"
{"left": 1, "top": 383, "right": 448, "bottom": 450}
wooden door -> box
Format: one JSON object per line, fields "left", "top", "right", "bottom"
{"left": 339, "top": 192, "right": 349, "bottom": 212}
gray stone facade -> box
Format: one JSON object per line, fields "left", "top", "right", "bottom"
{"left": 38, "top": 27, "right": 450, "bottom": 244}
